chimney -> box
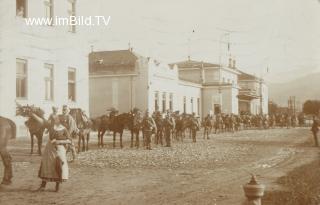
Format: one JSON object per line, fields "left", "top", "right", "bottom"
{"left": 232, "top": 59, "right": 236, "bottom": 69}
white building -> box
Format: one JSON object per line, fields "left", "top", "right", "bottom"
{"left": 0, "top": 0, "right": 93, "bottom": 136}
{"left": 238, "top": 71, "right": 268, "bottom": 115}
{"left": 89, "top": 50, "right": 268, "bottom": 118}
{"left": 88, "top": 50, "right": 202, "bottom": 118}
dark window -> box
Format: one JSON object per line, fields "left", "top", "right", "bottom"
{"left": 169, "top": 93, "right": 173, "bottom": 111}
{"left": 16, "top": 0, "right": 27, "bottom": 18}
{"left": 191, "top": 98, "right": 194, "bottom": 113}
{"left": 68, "top": 68, "right": 76, "bottom": 101}
{"left": 183, "top": 96, "right": 186, "bottom": 113}
{"left": 44, "top": 0, "right": 54, "bottom": 25}
{"left": 162, "top": 92, "right": 166, "bottom": 113}
{"left": 154, "top": 92, "right": 159, "bottom": 111}
{"left": 68, "top": 0, "right": 76, "bottom": 32}
{"left": 44, "top": 64, "right": 54, "bottom": 100}
{"left": 16, "top": 59, "right": 28, "bottom": 98}
{"left": 197, "top": 98, "right": 200, "bottom": 115}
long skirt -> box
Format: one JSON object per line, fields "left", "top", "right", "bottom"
{"left": 38, "top": 141, "right": 69, "bottom": 182}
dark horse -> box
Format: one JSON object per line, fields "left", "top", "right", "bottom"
{"left": 92, "top": 114, "right": 110, "bottom": 148}
{"left": 16, "top": 105, "right": 47, "bottom": 155}
{"left": 0, "top": 116, "right": 16, "bottom": 185}
{"left": 109, "top": 113, "right": 131, "bottom": 148}
{"left": 127, "top": 111, "right": 143, "bottom": 148}
{"left": 69, "top": 108, "right": 92, "bottom": 152}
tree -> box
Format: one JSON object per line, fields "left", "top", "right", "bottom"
{"left": 303, "top": 100, "right": 320, "bottom": 115}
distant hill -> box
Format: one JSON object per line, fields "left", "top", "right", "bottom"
{"left": 268, "top": 72, "right": 320, "bottom": 107}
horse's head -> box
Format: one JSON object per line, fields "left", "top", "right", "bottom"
{"left": 16, "top": 104, "right": 44, "bottom": 118}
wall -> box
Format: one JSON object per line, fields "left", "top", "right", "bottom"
{"left": 0, "top": 0, "right": 92, "bottom": 137}
{"left": 178, "top": 69, "right": 202, "bottom": 83}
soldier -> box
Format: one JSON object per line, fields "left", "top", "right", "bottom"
{"left": 154, "top": 111, "right": 164, "bottom": 145}
{"left": 47, "top": 106, "right": 59, "bottom": 128}
{"left": 142, "top": 110, "right": 157, "bottom": 150}
{"left": 163, "top": 111, "right": 174, "bottom": 147}
{"left": 311, "top": 116, "right": 319, "bottom": 147}
{"left": 190, "top": 113, "right": 199, "bottom": 142}
{"left": 59, "top": 105, "right": 78, "bottom": 160}
{"left": 203, "top": 114, "right": 212, "bottom": 139}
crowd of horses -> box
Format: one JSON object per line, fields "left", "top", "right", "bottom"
{"left": 0, "top": 104, "right": 308, "bottom": 185}
{"left": 2, "top": 104, "right": 308, "bottom": 157}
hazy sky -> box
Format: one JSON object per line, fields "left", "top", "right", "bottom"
{"left": 89, "top": 0, "right": 320, "bottom": 83}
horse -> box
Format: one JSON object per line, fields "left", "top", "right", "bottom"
{"left": 127, "top": 111, "right": 143, "bottom": 148}
{"left": 92, "top": 114, "right": 110, "bottom": 148}
{"left": 0, "top": 116, "right": 16, "bottom": 185}
{"left": 109, "top": 113, "right": 131, "bottom": 148}
{"left": 16, "top": 105, "right": 47, "bottom": 155}
{"left": 69, "top": 108, "right": 92, "bottom": 152}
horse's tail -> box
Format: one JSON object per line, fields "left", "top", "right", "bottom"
{"left": 8, "top": 119, "right": 17, "bottom": 139}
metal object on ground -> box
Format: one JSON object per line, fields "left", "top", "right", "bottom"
{"left": 243, "top": 175, "right": 265, "bottom": 205}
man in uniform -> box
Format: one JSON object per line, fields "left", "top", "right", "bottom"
{"left": 163, "top": 110, "right": 174, "bottom": 147}
{"left": 47, "top": 106, "right": 59, "bottom": 128}
{"left": 190, "top": 113, "right": 199, "bottom": 142}
{"left": 311, "top": 116, "right": 319, "bottom": 147}
{"left": 142, "top": 110, "right": 157, "bottom": 150}
{"left": 59, "top": 105, "right": 78, "bottom": 159}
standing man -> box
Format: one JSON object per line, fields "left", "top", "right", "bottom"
{"left": 47, "top": 106, "right": 59, "bottom": 128}
{"left": 59, "top": 105, "right": 78, "bottom": 159}
{"left": 311, "top": 116, "right": 319, "bottom": 147}
{"left": 142, "top": 110, "right": 157, "bottom": 150}
{"left": 190, "top": 113, "right": 199, "bottom": 143}
{"left": 163, "top": 111, "right": 174, "bottom": 147}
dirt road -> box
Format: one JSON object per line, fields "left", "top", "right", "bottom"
{"left": 0, "top": 128, "right": 318, "bottom": 205}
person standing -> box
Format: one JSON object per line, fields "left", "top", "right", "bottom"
{"left": 38, "top": 117, "right": 71, "bottom": 192}
{"left": 163, "top": 111, "right": 174, "bottom": 147}
{"left": 47, "top": 106, "right": 59, "bottom": 128}
{"left": 190, "top": 113, "right": 199, "bottom": 143}
{"left": 311, "top": 116, "right": 319, "bottom": 147}
{"left": 142, "top": 110, "right": 157, "bottom": 150}
{"left": 59, "top": 105, "right": 77, "bottom": 159}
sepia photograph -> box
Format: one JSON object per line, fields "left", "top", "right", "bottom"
{"left": 0, "top": 0, "right": 320, "bottom": 204}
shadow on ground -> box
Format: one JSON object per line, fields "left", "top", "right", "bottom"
{"left": 262, "top": 154, "right": 320, "bottom": 205}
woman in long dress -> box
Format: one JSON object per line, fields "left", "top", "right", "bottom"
{"left": 38, "top": 116, "right": 71, "bottom": 192}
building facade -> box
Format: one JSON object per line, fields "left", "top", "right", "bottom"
{"left": 89, "top": 50, "right": 267, "bottom": 118}
{"left": 238, "top": 71, "right": 268, "bottom": 115}
{"left": 0, "top": 0, "right": 91, "bottom": 136}
{"left": 89, "top": 50, "right": 202, "bottom": 118}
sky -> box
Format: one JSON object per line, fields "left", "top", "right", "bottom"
{"left": 88, "top": 0, "right": 320, "bottom": 83}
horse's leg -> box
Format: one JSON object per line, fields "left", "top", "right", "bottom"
{"left": 101, "top": 130, "right": 106, "bottom": 148}
{"left": 30, "top": 133, "right": 34, "bottom": 154}
{"left": 0, "top": 148, "right": 13, "bottom": 185}
{"left": 120, "top": 132, "right": 123, "bottom": 149}
{"left": 0, "top": 128, "right": 12, "bottom": 184}
{"left": 86, "top": 132, "right": 90, "bottom": 151}
{"left": 97, "top": 130, "right": 101, "bottom": 147}
{"left": 78, "top": 134, "right": 81, "bottom": 153}
{"left": 130, "top": 130, "right": 134, "bottom": 148}
{"left": 113, "top": 132, "right": 116, "bottom": 148}
{"left": 82, "top": 133, "right": 85, "bottom": 152}
{"left": 135, "top": 131, "right": 139, "bottom": 148}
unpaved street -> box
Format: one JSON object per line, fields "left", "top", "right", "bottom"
{"left": 0, "top": 128, "right": 318, "bottom": 205}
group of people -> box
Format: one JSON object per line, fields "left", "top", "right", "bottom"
{"left": 202, "top": 113, "right": 306, "bottom": 137}
{"left": 117, "top": 109, "right": 200, "bottom": 150}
